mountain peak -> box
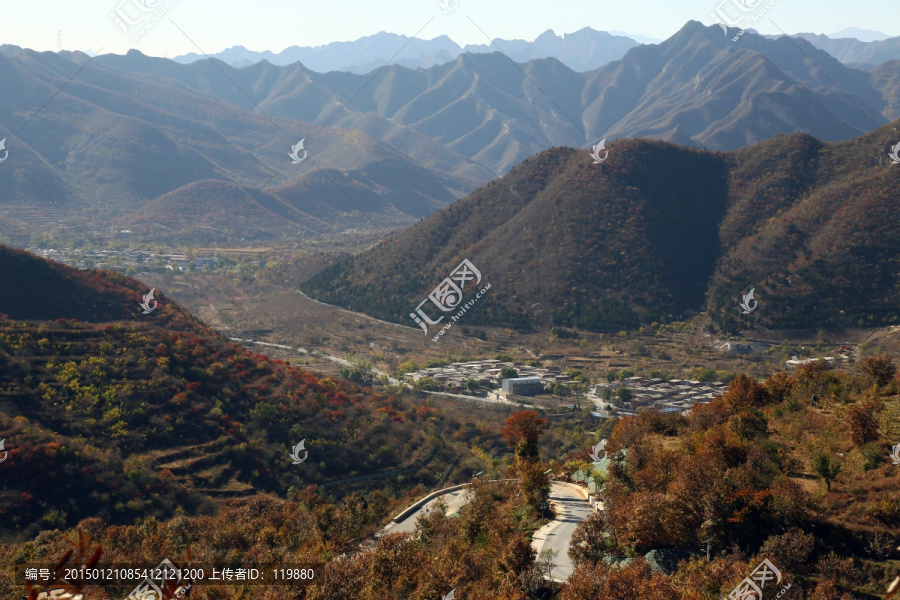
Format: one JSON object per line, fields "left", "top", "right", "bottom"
{"left": 828, "top": 27, "right": 892, "bottom": 42}
{"left": 666, "top": 20, "right": 722, "bottom": 45}
{"left": 680, "top": 20, "right": 711, "bottom": 34}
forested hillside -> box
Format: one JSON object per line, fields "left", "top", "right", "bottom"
{"left": 3, "top": 356, "right": 898, "bottom": 599}
{"left": 302, "top": 123, "right": 900, "bottom": 334}
{"left": 0, "top": 247, "right": 517, "bottom": 539}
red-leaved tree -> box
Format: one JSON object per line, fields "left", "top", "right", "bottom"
{"left": 501, "top": 411, "right": 550, "bottom": 461}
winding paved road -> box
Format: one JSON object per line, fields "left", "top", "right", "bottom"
{"left": 383, "top": 480, "right": 594, "bottom": 581}
{"left": 385, "top": 487, "right": 473, "bottom": 534}
{"left": 531, "top": 482, "right": 594, "bottom": 581}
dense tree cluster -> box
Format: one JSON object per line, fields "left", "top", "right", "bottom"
{"left": 0, "top": 315, "right": 508, "bottom": 538}
{"left": 562, "top": 361, "right": 900, "bottom": 599}
{"left": 1, "top": 357, "right": 898, "bottom": 599}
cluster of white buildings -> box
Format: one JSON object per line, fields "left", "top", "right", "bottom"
{"left": 26, "top": 247, "right": 219, "bottom": 272}
{"left": 595, "top": 376, "right": 728, "bottom": 417}
{"left": 403, "top": 363, "right": 736, "bottom": 414}
{"left": 403, "top": 359, "right": 573, "bottom": 391}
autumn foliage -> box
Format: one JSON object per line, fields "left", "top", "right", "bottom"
{"left": 502, "top": 410, "right": 550, "bottom": 461}
{"left": 845, "top": 397, "right": 882, "bottom": 447}
{"left": 858, "top": 354, "right": 897, "bottom": 387}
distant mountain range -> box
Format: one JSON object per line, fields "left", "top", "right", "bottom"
{"left": 789, "top": 33, "right": 900, "bottom": 68}
{"left": 174, "top": 28, "right": 645, "bottom": 74}
{"left": 0, "top": 46, "right": 491, "bottom": 244}
{"left": 173, "top": 27, "right": 900, "bottom": 74}
{"left": 827, "top": 28, "right": 893, "bottom": 43}
{"left": 1, "top": 21, "right": 899, "bottom": 244}
{"left": 105, "top": 22, "right": 899, "bottom": 173}
{"left": 301, "top": 121, "right": 900, "bottom": 334}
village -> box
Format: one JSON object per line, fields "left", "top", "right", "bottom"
{"left": 402, "top": 359, "right": 728, "bottom": 418}
{"left": 592, "top": 376, "right": 728, "bottom": 417}
{"left": 403, "top": 359, "right": 576, "bottom": 390}
{"left": 26, "top": 247, "right": 226, "bottom": 273}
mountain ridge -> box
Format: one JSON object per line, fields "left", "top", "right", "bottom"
{"left": 300, "top": 121, "right": 900, "bottom": 334}
{"left": 0, "top": 48, "right": 486, "bottom": 244}
{"left": 790, "top": 32, "right": 900, "bottom": 68}
{"left": 173, "top": 28, "right": 643, "bottom": 74}
{"left": 121, "top": 22, "right": 898, "bottom": 174}
{"left": 2, "top": 22, "right": 899, "bottom": 244}
{"left": 0, "top": 246, "right": 484, "bottom": 538}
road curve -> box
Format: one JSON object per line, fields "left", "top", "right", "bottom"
{"left": 531, "top": 482, "right": 594, "bottom": 581}
{"left": 385, "top": 487, "right": 472, "bottom": 534}
{"left": 381, "top": 480, "right": 593, "bottom": 582}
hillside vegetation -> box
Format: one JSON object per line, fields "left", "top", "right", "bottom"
{"left": 2, "top": 357, "right": 898, "bottom": 599}
{"left": 302, "top": 122, "right": 900, "bottom": 334}
{"left": 0, "top": 247, "right": 529, "bottom": 539}
{"left": 561, "top": 359, "right": 900, "bottom": 599}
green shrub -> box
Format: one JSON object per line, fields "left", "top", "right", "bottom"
{"left": 861, "top": 444, "right": 883, "bottom": 471}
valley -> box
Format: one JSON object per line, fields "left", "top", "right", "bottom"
{"left": 2, "top": 9, "right": 900, "bottom": 599}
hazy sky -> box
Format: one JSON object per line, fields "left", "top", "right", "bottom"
{"left": 2, "top": 0, "right": 896, "bottom": 57}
